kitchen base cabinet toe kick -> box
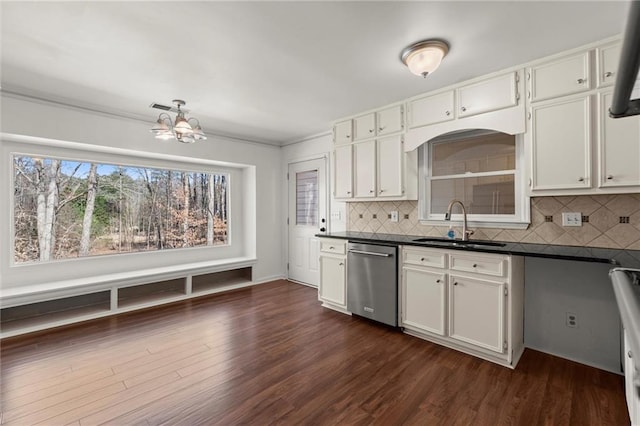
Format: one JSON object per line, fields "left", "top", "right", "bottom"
{"left": 400, "top": 246, "right": 525, "bottom": 369}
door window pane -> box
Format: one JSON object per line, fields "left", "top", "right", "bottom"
{"left": 432, "top": 132, "right": 516, "bottom": 176}
{"left": 430, "top": 175, "right": 515, "bottom": 215}
{"left": 296, "top": 170, "right": 318, "bottom": 226}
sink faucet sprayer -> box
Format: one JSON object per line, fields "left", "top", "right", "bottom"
{"left": 445, "top": 200, "right": 474, "bottom": 241}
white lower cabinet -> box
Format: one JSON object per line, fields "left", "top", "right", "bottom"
{"left": 318, "top": 238, "right": 349, "bottom": 314}
{"left": 402, "top": 266, "right": 446, "bottom": 336}
{"left": 400, "top": 246, "right": 524, "bottom": 368}
{"left": 449, "top": 274, "right": 505, "bottom": 353}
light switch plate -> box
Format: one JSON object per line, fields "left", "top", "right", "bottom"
{"left": 562, "top": 212, "right": 582, "bottom": 227}
{"left": 331, "top": 211, "right": 341, "bottom": 220}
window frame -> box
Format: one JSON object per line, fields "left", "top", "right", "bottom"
{"left": 418, "top": 132, "right": 530, "bottom": 229}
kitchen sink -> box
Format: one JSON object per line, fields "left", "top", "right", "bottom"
{"left": 412, "top": 238, "right": 506, "bottom": 248}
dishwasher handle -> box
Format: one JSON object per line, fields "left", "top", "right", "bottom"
{"left": 348, "top": 249, "right": 392, "bottom": 257}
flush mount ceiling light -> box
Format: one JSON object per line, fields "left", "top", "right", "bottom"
{"left": 150, "top": 99, "right": 207, "bottom": 144}
{"left": 400, "top": 39, "right": 449, "bottom": 78}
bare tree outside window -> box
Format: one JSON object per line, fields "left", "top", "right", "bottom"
{"left": 13, "top": 155, "right": 228, "bottom": 263}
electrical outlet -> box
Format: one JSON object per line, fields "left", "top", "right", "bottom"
{"left": 561, "top": 212, "right": 582, "bottom": 227}
{"left": 566, "top": 312, "right": 578, "bottom": 328}
{"left": 390, "top": 211, "right": 399, "bottom": 222}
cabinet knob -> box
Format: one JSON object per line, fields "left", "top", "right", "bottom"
{"left": 577, "top": 78, "right": 586, "bottom": 84}
{"left": 329, "top": 246, "right": 335, "bottom": 249}
{"left": 369, "top": 190, "right": 374, "bottom": 193}
{"left": 461, "top": 106, "right": 467, "bottom": 112}
{"left": 472, "top": 264, "right": 478, "bottom": 268}
{"left": 629, "top": 350, "right": 633, "bottom": 359}
{"left": 436, "top": 279, "right": 441, "bottom": 283}
{"left": 339, "top": 262, "right": 344, "bottom": 266}
{"left": 607, "top": 175, "right": 613, "bottom": 180}
{"left": 379, "top": 189, "right": 385, "bottom": 193}
{"left": 378, "top": 126, "right": 386, "bottom": 131}
{"left": 369, "top": 129, "right": 374, "bottom": 133}
{"left": 578, "top": 177, "right": 584, "bottom": 182}
{"left": 453, "top": 282, "right": 458, "bottom": 286}
{"left": 604, "top": 71, "right": 613, "bottom": 78}
{"left": 420, "top": 257, "right": 425, "bottom": 262}
{"left": 347, "top": 191, "right": 351, "bottom": 194}
{"left": 445, "top": 110, "right": 451, "bottom": 116}
{"left": 346, "top": 135, "right": 351, "bottom": 139}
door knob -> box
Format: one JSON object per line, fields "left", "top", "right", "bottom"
{"left": 320, "top": 227, "right": 326, "bottom": 232}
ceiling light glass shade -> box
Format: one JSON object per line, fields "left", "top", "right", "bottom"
{"left": 400, "top": 40, "right": 449, "bottom": 77}
{"left": 189, "top": 118, "right": 207, "bottom": 140}
{"left": 151, "top": 117, "right": 171, "bottom": 133}
{"left": 174, "top": 116, "right": 194, "bottom": 135}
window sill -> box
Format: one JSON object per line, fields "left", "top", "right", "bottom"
{"left": 419, "top": 219, "right": 530, "bottom": 230}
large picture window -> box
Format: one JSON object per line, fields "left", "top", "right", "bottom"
{"left": 13, "top": 155, "right": 228, "bottom": 263}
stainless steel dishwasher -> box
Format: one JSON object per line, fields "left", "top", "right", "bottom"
{"left": 347, "top": 242, "right": 398, "bottom": 327}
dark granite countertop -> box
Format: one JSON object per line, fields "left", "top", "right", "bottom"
{"left": 318, "top": 231, "right": 640, "bottom": 269}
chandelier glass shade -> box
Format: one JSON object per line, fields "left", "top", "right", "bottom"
{"left": 150, "top": 100, "right": 207, "bottom": 144}
{"left": 400, "top": 39, "right": 449, "bottom": 78}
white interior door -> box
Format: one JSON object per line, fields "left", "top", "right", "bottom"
{"left": 288, "top": 158, "right": 327, "bottom": 286}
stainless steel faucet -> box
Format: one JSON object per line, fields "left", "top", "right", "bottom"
{"left": 444, "top": 200, "right": 474, "bottom": 241}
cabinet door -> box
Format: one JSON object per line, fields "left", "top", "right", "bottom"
{"left": 334, "top": 145, "right": 353, "bottom": 198}
{"left": 334, "top": 119, "right": 353, "bottom": 145}
{"left": 353, "top": 113, "right": 376, "bottom": 141}
{"left": 531, "top": 51, "right": 591, "bottom": 102}
{"left": 408, "top": 91, "right": 455, "bottom": 128}
{"left": 598, "top": 43, "right": 621, "bottom": 87}
{"left": 599, "top": 91, "right": 640, "bottom": 188}
{"left": 319, "top": 255, "right": 346, "bottom": 307}
{"left": 376, "top": 104, "right": 404, "bottom": 136}
{"left": 402, "top": 266, "right": 446, "bottom": 336}
{"left": 531, "top": 96, "right": 591, "bottom": 190}
{"left": 457, "top": 72, "right": 518, "bottom": 118}
{"left": 449, "top": 274, "right": 506, "bottom": 353}
{"left": 353, "top": 140, "right": 376, "bottom": 198}
{"left": 376, "top": 136, "right": 403, "bottom": 197}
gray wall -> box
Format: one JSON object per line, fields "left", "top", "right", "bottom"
{"left": 524, "top": 257, "right": 621, "bottom": 373}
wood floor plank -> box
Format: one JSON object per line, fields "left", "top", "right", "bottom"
{"left": 0, "top": 280, "right": 629, "bottom": 425}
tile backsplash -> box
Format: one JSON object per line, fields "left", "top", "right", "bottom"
{"left": 347, "top": 194, "right": 640, "bottom": 250}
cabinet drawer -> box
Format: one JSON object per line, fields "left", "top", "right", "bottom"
{"left": 403, "top": 247, "right": 447, "bottom": 269}
{"left": 449, "top": 253, "right": 506, "bottom": 277}
{"left": 531, "top": 51, "right": 591, "bottom": 102}
{"left": 320, "top": 239, "right": 347, "bottom": 255}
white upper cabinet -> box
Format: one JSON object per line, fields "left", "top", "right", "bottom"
{"left": 334, "top": 119, "right": 353, "bottom": 145}
{"left": 598, "top": 42, "right": 621, "bottom": 87}
{"left": 376, "top": 135, "right": 404, "bottom": 197}
{"left": 333, "top": 144, "right": 353, "bottom": 198}
{"left": 599, "top": 91, "right": 640, "bottom": 188}
{"left": 334, "top": 103, "right": 404, "bottom": 144}
{"left": 530, "top": 51, "right": 591, "bottom": 102}
{"left": 376, "top": 104, "right": 404, "bottom": 136}
{"left": 353, "top": 140, "right": 377, "bottom": 198}
{"left": 530, "top": 95, "right": 591, "bottom": 191}
{"left": 408, "top": 90, "right": 455, "bottom": 129}
{"left": 457, "top": 72, "right": 519, "bottom": 118}
{"left": 353, "top": 113, "right": 376, "bottom": 141}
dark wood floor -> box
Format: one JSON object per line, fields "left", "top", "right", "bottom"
{"left": 0, "top": 280, "right": 629, "bottom": 425}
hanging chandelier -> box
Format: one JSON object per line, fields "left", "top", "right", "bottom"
{"left": 150, "top": 99, "right": 207, "bottom": 144}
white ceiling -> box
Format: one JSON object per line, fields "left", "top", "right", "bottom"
{"left": 0, "top": 1, "right": 632, "bottom": 146}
